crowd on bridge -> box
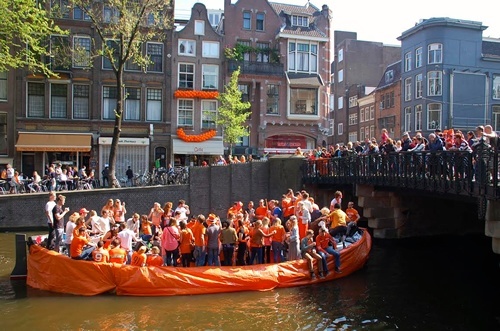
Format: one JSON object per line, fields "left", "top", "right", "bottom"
{"left": 42, "top": 188, "right": 363, "bottom": 279}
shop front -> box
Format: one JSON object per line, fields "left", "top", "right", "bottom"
{"left": 264, "top": 134, "right": 314, "bottom": 154}
{"left": 15, "top": 132, "right": 92, "bottom": 176}
{"left": 98, "top": 137, "right": 150, "bottom": 180}
{"left": 172, "top": 137, "right": 224, "bottom": 166}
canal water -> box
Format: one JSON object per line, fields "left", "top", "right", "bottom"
{"left": 1, "top": 231, "right": 499, "bottom": 330}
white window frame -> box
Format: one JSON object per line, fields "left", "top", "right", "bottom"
{"left": 146, "top": 88, "right": 162, "bottom": 121}
{"left": 202, "top": 64, "right": 218, "bottom": 90}
{"left": 338, "top": 123, "right": 343, "bottom": 135}
{"left": 428, "top": 43, "right": 442, "bottom": 64}
{"left": 102, "top": 86, "right": 117, "bottom": 120}
{"left": 338, "top": 69, "right": 344, "bottom": 83}
{"left": 202, "top": 41, "right": 220, "bottom": 58}
{"left": 177, "top": 99, "right": 194, "bottom": 127}
{"left": 287, "top": 41, "right": 318, "bottom": 73}
{"left": 348, "top": 131, "right": 357, "bottom": 143}
{"left": 243, "top": 11, "right": 251, "bottom": 30}
{"left": 72, "top": 35, "right": 91, "bottom": 68}
{"left": 27, "top": 82, "right": 45, "bottom": 117}
{"left": 492, "top": 74, "right": 500, "bottom": 99}
{"left": 124, "top": 87, "right": 141, "bottom": 121}
{"left": 404, "top": 52, "right": 412, "bottom": 72}
{"left": 428, "top": 71, "right": 442, "bottom": 96}
{"left": 50, "top": 83, "right": 68, "bottom": 119}
{"left": 72, "top": 84, "right": 90, "bottom": 119}
{"left": 360, "top": 108, "right": 365, "bottom": 122}
{"left": 194, "top": 20, "right": 205, "bottom": 35}
{"left": 178, "top": 39, "right": 196, "bottom": 56}
{"left": 493, "top": 105, "right": 500, "bottom": 131}
{"left": 404, "top": 77, "right": 412, "bottom": 101}
{"left": 427, "top": 103, "right": 441, "bottom": 130}
{"left": 415, "top": 74, "right": 423, "bottom": 99}
{"left": 201, "top": 100, "right": 218, "bottom": 129}
{"left": 291, "top": 15, "right": 309, "bottom": 27}
{"left": 415, "top": 47, "right": 423, "bottom": 68}
{"left": 337, "top": 96, "right": 343, "bottom": 110}
{"left": 404, "top": 107, "right": 411, "bottom": 133}
{"left": 178, "top": 63, "right": 195, "bottom": 89}
{"left": 415, "top": 105, "right": 422, "bottom": 131}
{"left": 256, "top": 12, "right": 265, "bottom": 31}
{"left": 147, "top": 42, "right": 163, "bottom": 73}
{"left": 338, "top": 48, "right": 343, "bottom": 62}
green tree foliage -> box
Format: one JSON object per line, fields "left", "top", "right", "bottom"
{"left": 0, "top": 0, "right": 66, "bottom": 75}
{"left": 72, "top": 0, "right": 173, "bottom": 187}
{"left": 216, "top": 68, "right": 251, "bottom": 151}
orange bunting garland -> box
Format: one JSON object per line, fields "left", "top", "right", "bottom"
{"left": 177, "top": 128, "right": 217, "bottom": 142}
{"left": 174, "top": 90, "right": 219, "bottom": 99}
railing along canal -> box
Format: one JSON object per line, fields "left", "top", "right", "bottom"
{"left": 302, "top": 140, "right": 500, "bottom": 201}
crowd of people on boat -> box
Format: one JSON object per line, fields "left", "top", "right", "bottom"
{"left": 42, "top": 188, "right": 363, "bottom": 279}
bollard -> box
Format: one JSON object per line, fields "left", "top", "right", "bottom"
{"left": 10, "top": 233, "right": 27, "bottom": 280}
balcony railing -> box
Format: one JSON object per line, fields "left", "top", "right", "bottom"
{"left": 228, "top": 60, "right": 284, "bottom": 76}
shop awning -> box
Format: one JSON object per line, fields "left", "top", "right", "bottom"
{"left": 16, "top": 133, "right": 92, "bottom": 152}
{"left": 172, "top": 138, "right": 224, "bottom": 155}
{"left": 286, "top": 72, "right": 323, "bottom": 87}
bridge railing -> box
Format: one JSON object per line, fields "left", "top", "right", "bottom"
{"left": 302, "top": 140, "right": 500, "bottom": 199}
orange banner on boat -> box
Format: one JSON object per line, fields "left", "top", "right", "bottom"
{"left": 27, "top": 230, "right": 372, "bottom": 296}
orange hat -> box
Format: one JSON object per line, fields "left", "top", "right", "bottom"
{"left": 207, "top": 214, "right": 217, "bottom": 222}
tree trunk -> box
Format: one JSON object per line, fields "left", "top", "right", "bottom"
{"left": 108, "top": 70, "right": 124, "bottom": 188}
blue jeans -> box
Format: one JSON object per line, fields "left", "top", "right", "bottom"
{"left": 194, "top": 246, "right": 206, "bottom": 266}
{"left": 325, "top": 246, "right": 341, "bottom": 269}
{"left": 249, "top": 247, "right": 263, "bottom": 265}
{"left": 72, "top": 246, "right": 95, "bottom": 260}
{"left": 206, "top": 247, "right": 220, "bottom": 266}
{"left": 54, "top": 228, "right": 64, "bottom": 252}
{"left": 272, "top": 241, "right": 285, "bottom": 263}
{"left": 222, "top": 244, "right": 235, "bottom": 266}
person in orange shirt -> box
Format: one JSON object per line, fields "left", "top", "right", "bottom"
{"left": 131, "top": 245, "right": 147, "bottom": 266}
{"left": 192, "top": 214, "right": 206, "bottom": 266}
{"left": 227, "top": 201, "right": 243, "bottom": 219}
{"left": 270, "top": 218, "right": 286, "bottom": 263}
{"left": 179, "top": 220, "right": 195, "bottom": 267}
{"left": 140, "top": 214, "right": 153, "bottom": 242}
{"left": 345, "top": 201, "right": 360, "bottom": 224}
{"left": 109, "top": 238, "right": 127, "bottom": 264}
{"left": 315, "top": 227, "right": 341, "bottom": 274}
{"left": 70, "top": 227, "right": 96, "bottom": 260}
{"left": 254, "top": 199, "right": 269, "bottom": 221}
{"left": 281, "top": 189, "right": 296, "bottom": 224}
{"left": 92, "top": 240, "right": 110, "bottom": 263}
{"left": 146, "top": 246, "right": 163, "bottom": 267}
{"left": 248, "top": 220, "right": 275, "bottom": 265}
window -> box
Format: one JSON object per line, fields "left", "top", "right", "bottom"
{"left": 266, "top": 84, "right": 279, "bottom": 114}
{"left": 73, "top": 84, "right": 89, "bottom": 119}
{"left": 364, "top": 126, "right": 369, "bottom": 139}
{"left": 348, "top": 96, "right": 357, "bottom": 108}
{"left": 427, "top": 103, "right": 441, "bottom": 130}
{"left": 493, "top": 74, "right": 500, "bottom": 99}
{"left": 202, "top": 65, "right": 218, "bottom": 89}
{"left": 194, "top": 20, "right": 205, "bottom": 35}
{"left": 202, "top": 41, "right": 220, "bottom": 58}
{"left": 256, "top": 42, "right": 270, "bottom": 63}
{"left": 415, "top": 74, "right": 423, "bottom": 99}
{"left": 404, "top": 77, "right": 412, "bottom": 101}
{"left": 338, "top": 49, "right": 343, "bottom": 62}
{"left": 360, "top": 127, "right": 364, "bottom": 141}
{"left": 0, "top": 72, "right": 6, "bottom": 101}
{"left": 147, "top": 43, "right": 163, "bottom": 72}
{"left": 256, "top": 13, "right": 265, "bottom": 31}
{"left": 208, "top": 12, "right": 221, "bottom": 27}
{"left": 51, "top": 0, "right": 69, "bottom": 18}
{"left": 243, "top": 11, "right": 251, "bottom": 30}
{"left": 73, "top": 6, "right": 90, "bottom": 21}
{"left": 404, "top": 52, "right": 412, "bottom": 72}
{"left": 178, "top": 39, "right": 195, "bottom": 56}
{"left": 238, "top": 84, "right": 250, "bottom": 102}
{"left": 50, "top": 35, "right": 70, "bottom": 71}
{"left": 404, "top": 107, "right": 411, "bottom": 132}
{"left": 291, "top": 15, "right": 308, "bottom": 27}
{"left": 428, "top": 71, "right": 442, "bottom": 96}
{"left": 178, "top": 99, "right": 193, "bottom": 127}
{"left": 370, "top": 106, "right": 374, "bottom": 120}
{"left": 103, "top": 5, "right": 119, "bottom": 23}
{"left": 381, "top": 92, "right": 395, "bottom": 109}
{"left": 237, "top": 40, "right": 251, "bottom": 62}
{"left": 385, "top": 70, "right": 394, "bottom": 83}
{"left": 338, "top": 123, "right": 343, "bottom": 135}
{"left": 370, "top": 125, "right": 375, "bottom": 139}
{"left": 72, "top": 36, "right": 91, "bottom": 68}
{"left": 103, "top": 86, "right": 117, "bottom": 120}
{"left": 364, "top": 107, "right": 369, "bottom": 122}
{"left": 50, "top": 84, "right": 67, "bottom": 118}
{"left": 124, "top": 87, "right": 140, "bottom": 121}
{"left": 102, "top": 39, "right": 119, "bottom": 69}
{"left": 360, "top": 108, "right": 365, "bottom": 122}
{"left": 288, "top": 41, "right": 318, "bottom": 72}
{"left": 349, "top": 113, "right": 358, "bottom": 125}
{"left": 338, "top": 69, "right": 344, "bottom": 83}
{"left": 415, "top": 105, "right": 422, "bottom": 131}
{"left": 348, "top": 132, "right": 357, "bottom": 143}
{"left": 146, "top": 88, "right": 162, "bottom": 121}
{"left": 28, "top": 82, "right": 45, "bottom": 117}
{"left": 201, "top": 100, "right": 217, "bottom": 129}
{"left": 337, "top": 96, "right": 343, "bottom": 110}
{"left": 415, "top": 47, "right": 423, "bottom": 68}
{"left": 493, "top": 105, "right": 500, "bottom": 131}
{"left": 178, "top": 63, "right": 194, "bottom": 89}
{"left": 0, "top": 113, "right": 6, "bottom": 154}
{"left": 125, "top": 56, "right": 141, "bottom": 71}
{"left": 428, "top": 43, "right": 442, "bottom": 64}
{"left": 290, "top": 88, "right": 317, "bottom": 115}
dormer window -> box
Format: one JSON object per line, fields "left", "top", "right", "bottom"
{"left": 291, "top": 15, "right": 309, "bottom": 27}
{"left": 385, "top": 70, "right": 394, "bottom": 83}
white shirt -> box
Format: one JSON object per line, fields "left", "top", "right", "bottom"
{"left": 117, "top": 229, "right": 137, "bottom": 251}
{"left": 65, "top": 221, "right": 76, "bottom": 245}
{"left": 45, "top": 201, "right": 56, "bottom": 225}
{"left": 126, "top": 218, "right": 140, "bottom": 236}
{"left": 175, "top": 206, "right": 190, "bottom": 222}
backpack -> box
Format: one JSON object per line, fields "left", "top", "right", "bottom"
{"left": 1, "top": 169, "right": 6, "bottom": 180}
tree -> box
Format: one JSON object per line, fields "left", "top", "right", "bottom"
{"left": 73, "top": 0, "right": 173, "bottom": 187}
{"left": 216, "top": 68, "right": 251, "bottom": 154}
{"left": 0, "top": 0, "right": 66, "bottom": 75}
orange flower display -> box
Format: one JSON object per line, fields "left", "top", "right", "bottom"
{"left": 177, "top": 128, "right": 217, "bottom": 142}
{"left": 174, "top": 90, "right": 219, "bottom": 99}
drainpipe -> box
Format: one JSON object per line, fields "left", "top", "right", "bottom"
{"left": 449, "top": 70, "right": 454, "bottom": 129}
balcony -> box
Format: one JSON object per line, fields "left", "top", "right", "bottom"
{"left": 228, "top": 60, "right": 284, "bottom": 77}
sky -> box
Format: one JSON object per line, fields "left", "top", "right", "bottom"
{"left": 174, "top": 0, "right": 500, "bottom": 45}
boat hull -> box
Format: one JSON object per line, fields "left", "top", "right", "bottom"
{"left": 27, "top": 230, "right": 372, "bottom": 296}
